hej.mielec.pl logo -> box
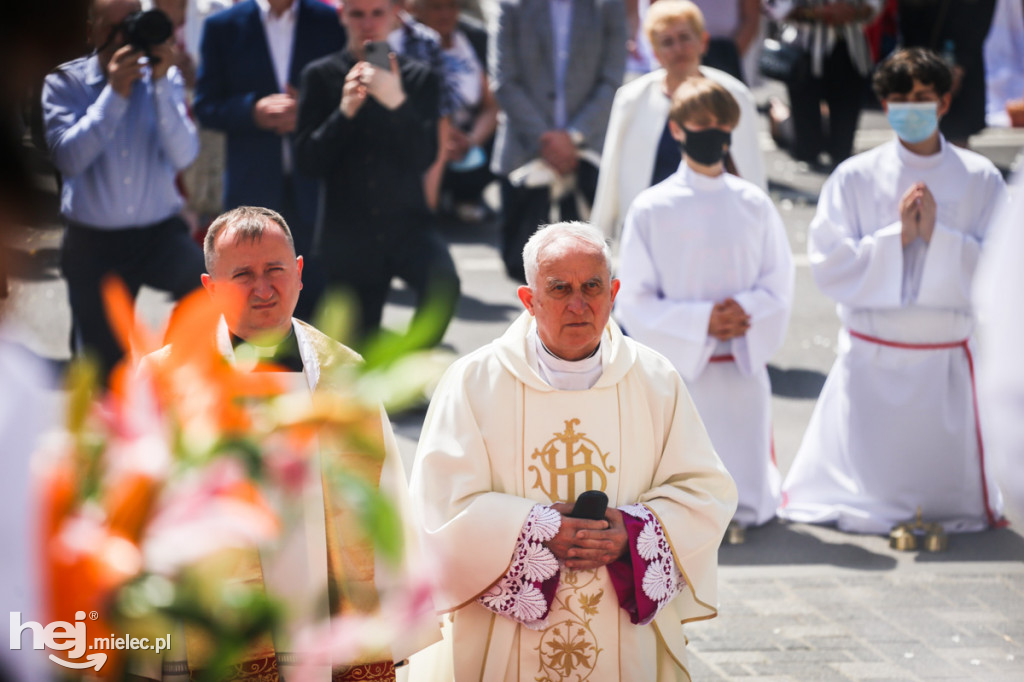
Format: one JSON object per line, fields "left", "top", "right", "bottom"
{"left": 10, "top": 611, "right": 172, "bottom": 672}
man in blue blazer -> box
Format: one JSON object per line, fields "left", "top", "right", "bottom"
{"left": 194, "top": 0, "right": 345, "bottom": 319}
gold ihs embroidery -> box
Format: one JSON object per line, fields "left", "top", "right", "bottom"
{"left": 528, "top": 419, "right": 616, "bottom": 502}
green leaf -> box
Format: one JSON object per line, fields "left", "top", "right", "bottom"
{"left": 361, "top": 292, "right": 452, "bottom": 368}
{"left": 313, "top": 289, "right": 359, "bottom": 348}
{"left": 353, "top": 350, "right": 452, "bottom": 412}
{"left": 211, "top": 437, "right": 264, "bottom": 478}
{"left": 65, "top": 357, "right": 99, "bottom": 436}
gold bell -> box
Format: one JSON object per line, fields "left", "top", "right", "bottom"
{"left": 923, "top": 524, "right": 948, "bottom": 552}
{"left": 889, "top": 524, "right": 917, "bottom": 551}
{"left": 726, "top": 521, "right": 746, "bottom": 545}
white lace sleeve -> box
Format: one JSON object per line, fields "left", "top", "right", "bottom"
{"left": 619, "top": 503, "right": 686, "bottom": 617}
{"left": 478, "top": 504, "right": 561, "bottom": 630}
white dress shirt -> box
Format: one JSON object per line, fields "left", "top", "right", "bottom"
{"left": 548, "top": 0, "right": 573, "bottom": 129}
{"left": 256, "top": 0, "right": 297, "bottom": 171}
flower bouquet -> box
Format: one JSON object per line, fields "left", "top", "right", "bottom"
{"left": 35, "top": 280, "right": 446, "bottom": 680}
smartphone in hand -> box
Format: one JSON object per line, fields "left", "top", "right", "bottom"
{"left": 569, "top": 490, "right": 608, "bottom": 521}
{"left": 363, "top": 41, "right": 391, "bottom": 69}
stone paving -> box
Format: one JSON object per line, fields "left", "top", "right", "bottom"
{"left": 686, "top": 521, "right": 1024, "bottom": 681}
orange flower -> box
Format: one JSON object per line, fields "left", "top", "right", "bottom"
{"left": 128, "top": 286, "right": 288, "bottom": 439}
{"left": 38, "top": 454, "right": 139, "bottom": 679}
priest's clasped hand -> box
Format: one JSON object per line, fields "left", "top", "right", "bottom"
{"left": 899, "top": 182, "right": 937, "bottom": 246}
{"left": 544, "top": 503, "right": 628, "bottom": 571}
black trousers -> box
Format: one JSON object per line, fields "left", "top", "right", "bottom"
{"left": 703, "top": 37, "right": 745, "bottom": 83}
{"left": 897, "top": 0, "right": 997, "bottom": 140}
{"left": 785, "top": 40, "right": 866, "bottom": 165}
{"left": 277, "top": 175, "right": 325, "bottom": 322}
{"left": 60, "top": 215, "right": 205, "bottom": 380}
{"left": 442, "top": 134, "right": 496, "bottom": 205}
{"left": 499, "top": 160, "right": 599, "bottom": 283}
{"left": 442, "top": 161, "right": 495, "bottom": 205}
{"left": 321, "top": 223, "right": 460, "bottom": 349}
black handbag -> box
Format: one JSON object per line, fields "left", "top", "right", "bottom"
{"left": 758, "top": 38, "right": 807, "bottom": 83}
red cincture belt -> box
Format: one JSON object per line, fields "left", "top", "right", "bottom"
{"left": 848, "top": 329, "right": 1006, "bottom": 528}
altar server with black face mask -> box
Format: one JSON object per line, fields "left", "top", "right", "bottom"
{"left": 615, "top": 77, "right": 794, "bottom": 542}
{"left": 779, "top": 47, "right": 1009, "bottom": 535}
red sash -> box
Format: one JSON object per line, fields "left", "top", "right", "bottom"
{"left": 848, "top": 329, "right": 1005, "bottom": 528}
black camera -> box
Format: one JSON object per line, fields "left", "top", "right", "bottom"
{"left": 121, "top": 9, "right": 173, "bottom": 55}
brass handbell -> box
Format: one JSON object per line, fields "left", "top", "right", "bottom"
{"left": 889, "top": 523, "right": 917, "bottom": 551}
{"left": 922, "top": 523, "right": 948, "bottom": 552}
{"left": 889, "top": 507, "right": 948, "bottom": 552}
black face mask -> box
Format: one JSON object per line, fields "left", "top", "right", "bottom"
{"left": 677, "top": 127, "right": 731, "bottom": 166}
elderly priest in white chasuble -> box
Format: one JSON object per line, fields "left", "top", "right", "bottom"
{"left": 409, "top": 221, "right": 738, "bottom": 681}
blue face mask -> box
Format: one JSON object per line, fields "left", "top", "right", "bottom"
{"left": 886, "top": 101, "right": 939, "bottom": 144}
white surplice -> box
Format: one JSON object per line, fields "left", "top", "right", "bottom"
{"left": 408, "top": 312, "right": 737, "bottom": 681}
{"left": 781, "top": 137, "right": 1008, "bottom": 534}
{"left": 615, "top": 163, "right": 794, "bottom": 527}
{"left": 591, "top": 67, "right": 767, "bottom": 246}
{"left": 975, "top": 170, "right": 1024, "bottom": 522}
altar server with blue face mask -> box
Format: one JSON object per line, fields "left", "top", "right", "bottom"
{"left": 779, "top": 47, "right": 1010, "bottom": 536}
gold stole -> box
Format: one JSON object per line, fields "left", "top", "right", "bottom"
{"left": 313, "top": 330, "right": 387, "bottom": 629}
{"left": 517, "top": 387, "right": 623, "bottom": 682}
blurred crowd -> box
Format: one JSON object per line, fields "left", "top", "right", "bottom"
{"left": 3, "top": 0, "right": 1023, "bottom": 371}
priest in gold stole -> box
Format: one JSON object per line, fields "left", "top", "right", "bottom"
{"left": 409, "top": 221, "right": 738, "bottom": 681}
{"left": 139, "top": 206, "right": 440, "bottom": 682}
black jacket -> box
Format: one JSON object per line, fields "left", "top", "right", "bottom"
{"left": 295, "top": 50, "right": 439, "bottom": 248}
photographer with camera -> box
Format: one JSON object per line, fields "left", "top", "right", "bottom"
{"left": 42, "top": 0, "right": 204, "bottom": 381}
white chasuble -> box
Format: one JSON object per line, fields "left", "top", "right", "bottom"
{"left": 409, "top": 312, "right": 738, "bottom": 682}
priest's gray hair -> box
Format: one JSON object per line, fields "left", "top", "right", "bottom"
{"left": 522, "top": 221, "right": 614, "bottom": 289}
